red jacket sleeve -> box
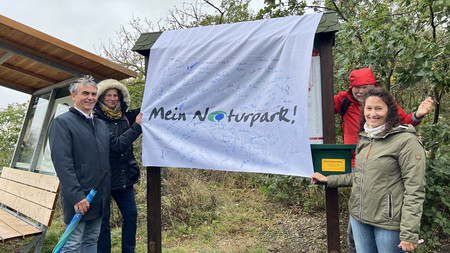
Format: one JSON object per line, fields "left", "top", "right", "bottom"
{"left": 396, "top": 104, "right": 418, "bottom": 126}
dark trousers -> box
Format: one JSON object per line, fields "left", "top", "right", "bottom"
{"left": 98, "top": 186, "right": 138, "bottom": 253}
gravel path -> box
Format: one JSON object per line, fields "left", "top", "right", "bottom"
{"left": 262, "top": 209, "right": 449, "bottom": 253}
{"left": 263, "top": 210, "right": 350, "bottom": 253}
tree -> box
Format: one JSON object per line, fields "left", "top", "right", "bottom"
{"left": 258, "top": 0, "right": 449, "bottom": 122}
{"left": 0, "top": 102, "right": 27, "bottom": 168}
{"left": 393, "top": 0, "right": 450, "bottom": 124}
{"left": 322, "top": 0, "right": 449, "bottom": 123}
{"left": 256, "top": 0, "right": 309, "bottom": 18}
{"left": 166, "top": 0, "right": 255, "bottom": 29}
{"left": 96, "top": 15, "right": 155, "bottom": 109}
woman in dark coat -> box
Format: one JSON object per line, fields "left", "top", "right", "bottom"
{"left": 94, "top": 79, "right": 141, "bottom": 253}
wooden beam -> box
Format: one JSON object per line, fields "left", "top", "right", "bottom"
{"left": 2, "top": 63, "right": 59, "bottom": 83}
{"left": 0, "top": 80, "right": 35, "bottom": 94}
{"left": 0, "top": 50, "right": 13, "bottom": 64}
{"left": 320, "top": 32, "right": 336, "bottom": 145}
{"left": 0, "top": 40, "right": 92, "bottom": 79}
{"left": 147, "top": 167, "right": 161, "bottom": 253}
{"left": 319, "top": 32, "right": 340, "bottom": 253}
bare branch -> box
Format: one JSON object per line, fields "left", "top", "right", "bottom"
{"left": 429, "top": 5, "right": 437, "bottom": 40}
{"left": 331, "top": 0, "right": 348, "bottom": 22}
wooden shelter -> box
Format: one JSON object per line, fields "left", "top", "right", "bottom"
{"left": 0, "top": 14, "right": 137, "bottom": 175}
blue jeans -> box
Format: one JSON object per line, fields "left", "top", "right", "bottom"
{"left": 97, "top": 186, "right": 137, "bottom": 253}
{"left": 61, "top": 217, "right": 102, "bottom": 253}
{"left": 350, "top": 216, "right": 406, "bottom": 253}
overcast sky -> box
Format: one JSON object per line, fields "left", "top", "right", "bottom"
{"left": 0, "top": 0, "right": 265, "bottom": 109}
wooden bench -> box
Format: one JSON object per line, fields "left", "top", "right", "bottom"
{"left": 0, "top": 167, "right": 60, "bottom": 252}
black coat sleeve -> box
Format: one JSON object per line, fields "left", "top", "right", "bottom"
{"left": 125, "top": 108, "right": 141, "bottom": 124}
{"left": 109, "top": 120, "right": 142, "bottom": 153}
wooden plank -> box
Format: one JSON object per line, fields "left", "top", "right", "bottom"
{"left": 0, "top": 218, "right": 22, "bottom": 240}
{"left": 0, "top": 209, "right": 41, "bottom": 241}
{"left": 319, "top": 32, "right": 337, "bottom": 145}
{"left": 147, "top": 167, "right": 162, "bottom": 253}
{"left": 0, "top": 190, "right": 53, "bottom": 227}
{"left": 2, "top": 62, "right": 59, "bottom": 83}
{"left": 0, "top": 178, "right": 58, "bottom": 209}
{"left": 1, "top": 167, "right": 59, "bottom": 192}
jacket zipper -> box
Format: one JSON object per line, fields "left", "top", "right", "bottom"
{"left": 360, "top": 138, "right": 373, "bottom": 221}
{"left": 388, "top": 191, "right": 393, "bottom": 221}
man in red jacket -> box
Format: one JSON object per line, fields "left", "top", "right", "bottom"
{"left": 334, "top": 68, "right": 433, "bottom": 252}
{"left": 335, "top": 68, "right": 433, "bottom": 145}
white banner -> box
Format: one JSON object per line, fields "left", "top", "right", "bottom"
{"left": 142, "top": 13, "right": 323, "bottom": 177}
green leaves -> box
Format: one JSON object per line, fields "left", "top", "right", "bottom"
{"left": 418, "top": 123, "right": 450, "bottom": 245}
{"left": 256, "top": 0, "right": 307, "bottom": 19}
{"left": 0, "top": 102, "right": 27, "bottom": 167}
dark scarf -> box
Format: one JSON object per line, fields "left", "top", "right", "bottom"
{"left": 99, "top": 102, "right": 122, "bottom": 120}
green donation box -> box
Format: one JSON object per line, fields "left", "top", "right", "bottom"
{"left": 311, "top": 144, "right": 356, "bottom": 176}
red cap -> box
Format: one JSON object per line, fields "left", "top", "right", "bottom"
{"left": 349, "top": 68, "right": 377, "bottom": 88}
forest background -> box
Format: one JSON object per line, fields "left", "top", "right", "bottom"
{"left": 0, "top": 0, "right": 448, "bottom": 252}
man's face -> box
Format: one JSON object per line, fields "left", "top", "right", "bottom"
{"left": 352, "top": 84, "right": 374, "bottom": 103}
{"left": 71, "top": 84, "right": 97, "bottom": 115}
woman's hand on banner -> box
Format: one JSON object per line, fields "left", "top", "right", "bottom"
{"left": 311, "top": 172, "right": 328, "bottom": 184}
{"left": 136, "top": 112, "right": 143, "bottom": 125}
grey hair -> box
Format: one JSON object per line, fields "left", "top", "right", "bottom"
{"left": 69, "top": 75, "right": 97, "bottom": 94}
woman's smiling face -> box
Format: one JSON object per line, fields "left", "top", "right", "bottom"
{"left": 103, "top": 88, "right": 119, "bottom": 109}
{"left": 364, "top": 96, "right": 388, "bottom": 128}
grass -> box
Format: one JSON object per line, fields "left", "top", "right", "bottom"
{"left": 109, "top": 168, "right": 296, "bottom": 252}
{"left": 159, "top": 171, "right": 287, "bottom": 252}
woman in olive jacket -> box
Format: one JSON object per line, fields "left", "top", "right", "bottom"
{"left": 312, "top": 87, "right": 426, "bottom": 253}
{"left": 94, "top": 79, "right": 141, "bottom": 253}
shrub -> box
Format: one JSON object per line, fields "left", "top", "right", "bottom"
{"left": 418, "top": 122, "right": 450, "bottom": 246}
{"left": 258, "top": 175, "right": 325, "bottom": 212}
{"left": 161, "top": 168, "right": 219, "bottom": 231}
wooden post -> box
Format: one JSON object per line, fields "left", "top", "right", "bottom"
{"left": 147, "top": 167, "right": 161, "bottom": 253}
{"left": 319, "top": 32, "right": 340, "bottom": 253}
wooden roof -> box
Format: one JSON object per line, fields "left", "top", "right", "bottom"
{"left": 0, "top": 15, "right": 137, "bottom": 94}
